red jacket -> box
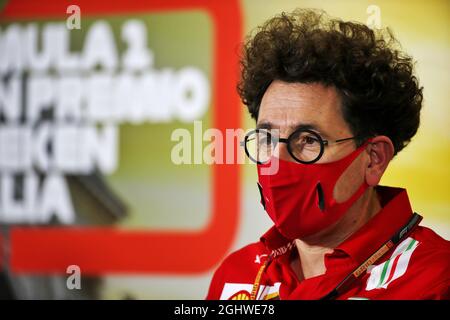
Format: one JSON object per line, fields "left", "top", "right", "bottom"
{"left": 206, "top": 187, "right": 450, "bottom": 300}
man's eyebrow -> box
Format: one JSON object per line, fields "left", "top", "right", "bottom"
{"left": 256, "top": 122, "right": 272, "bottom": 130}
{"left": 256, "top": 121, "right": 329, "bottom": 138}
{"left": 292, "top": 123, "right": 321, "bottom": 133}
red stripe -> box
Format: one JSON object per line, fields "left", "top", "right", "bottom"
{"left": 384, "top": 253, "right": 402, "bottom": 285}
{"left": 0, "top": 0, "right": 210, "bottom": 20}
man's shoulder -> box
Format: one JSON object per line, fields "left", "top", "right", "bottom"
{"left": 215, "top": 241, "right": 269, "bottom": 279}
{"left": 413, "top": 225, "right": 450, "bottom": 254}
{"left": 411, "top": 225, "right": 450, "bottom": 266}
{"left": 206, "top": 241, "right": 269, "bottom": 299}
{"left": 227, "top": 241, "right": 268, "bottom": 260}
{"left": 406, "top": 225, "right": 450, "bottom": 293}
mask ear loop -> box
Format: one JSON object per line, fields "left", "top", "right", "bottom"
{"left": 331, "top": 140, "right": 372, "bottom": 207}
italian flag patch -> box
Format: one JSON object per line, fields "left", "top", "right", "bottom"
{"left": 366, "top": 237, "right": 419, "bottom": 290}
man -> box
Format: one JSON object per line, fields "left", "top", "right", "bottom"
{"left": 206, "top": 9, "right": 449, "bottom": 300}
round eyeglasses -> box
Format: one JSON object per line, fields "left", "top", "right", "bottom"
{"left": 241, "top": 128, "right": 359, "bottom": 164}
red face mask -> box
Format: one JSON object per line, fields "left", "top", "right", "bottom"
{"left": 256, "top": 142, "right": 370, "bottom": 239}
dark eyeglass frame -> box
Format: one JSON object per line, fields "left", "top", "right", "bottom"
{"left": 241, "top": 128, "right": 359, "bottom": 164}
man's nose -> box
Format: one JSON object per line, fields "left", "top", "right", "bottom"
{"left": 274, "top": 142, "right": 293, "bottom": 162}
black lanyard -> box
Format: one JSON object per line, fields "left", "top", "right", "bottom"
{"left": 250, "top": 212, "right": 422, "bottom": 300}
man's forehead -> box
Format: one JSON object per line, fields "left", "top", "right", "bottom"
{"left": 257, "top": 81, "right": 350, "bottom": 136}
{"left": 262, "top": 81, "right": 338, "bottom": 102}
{"left": 259, "top": 82, "right": 341, "bottom": 116}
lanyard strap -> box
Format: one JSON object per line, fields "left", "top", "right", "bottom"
{"left": 250, "top": 212, "right": 422, "bottom": 300}
{"left": 250, "top": 255, "right": 272, "bottom": 300}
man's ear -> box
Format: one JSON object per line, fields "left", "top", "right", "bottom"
{"left": 365, "top": 136, "right": 395, "bottom": 186}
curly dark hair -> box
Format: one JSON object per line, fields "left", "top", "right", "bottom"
{"left": 238, "top": 9, "right": 423, "bottom": 155}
